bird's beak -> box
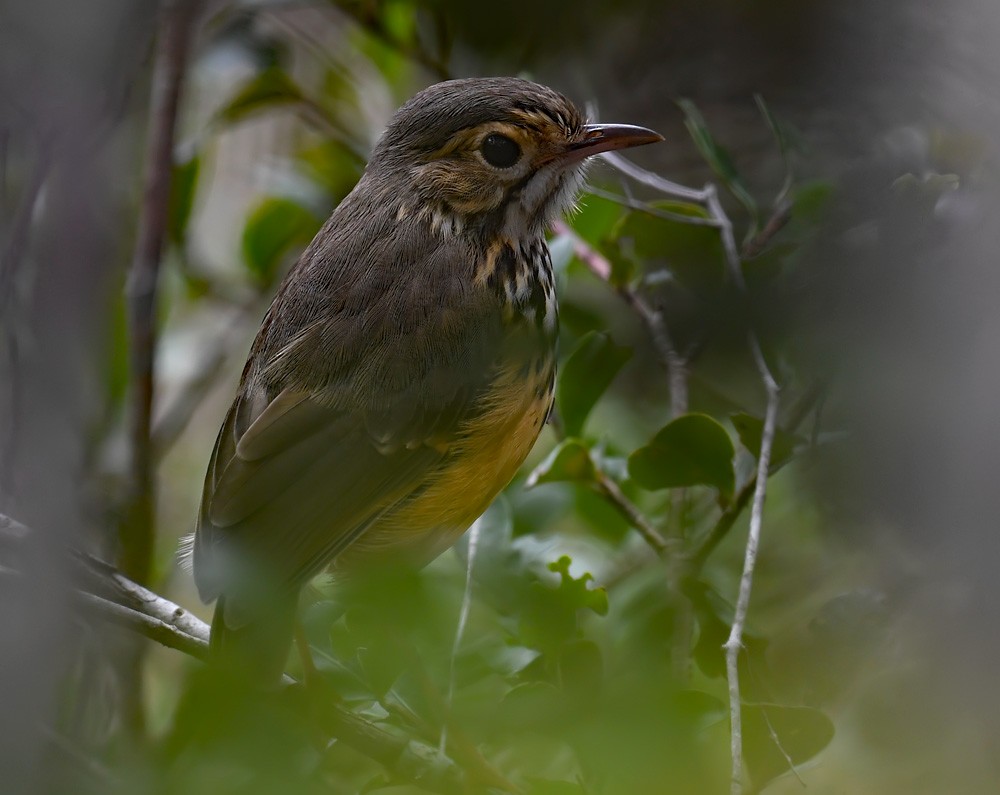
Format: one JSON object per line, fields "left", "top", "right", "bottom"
{"left": 564, "top": 123, "right": 664, "bottom": 161}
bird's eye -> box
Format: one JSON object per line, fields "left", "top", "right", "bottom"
{"left": 480, "top": 133, "right": 521, "bottom": 169}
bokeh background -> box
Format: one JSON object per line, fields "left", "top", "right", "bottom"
{"left": 2, "top": 1, "right": 1000, "bottom": 792}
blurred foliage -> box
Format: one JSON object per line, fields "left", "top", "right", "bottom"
{"left": 17, "top": 0, "right": 985, "bottom": 794}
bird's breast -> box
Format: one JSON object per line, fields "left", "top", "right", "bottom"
{"left": 340, "top": 235, "right": 558, "bottom": 567}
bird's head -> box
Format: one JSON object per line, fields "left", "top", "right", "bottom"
{"left": 366, "top": 77, "right": 662, "bottom": 238}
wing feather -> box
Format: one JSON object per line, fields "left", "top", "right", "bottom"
{"left": 193, "top": 222, "right": 504, "bottom": 606}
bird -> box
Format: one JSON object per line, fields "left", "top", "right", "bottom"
{"left": 189, "top": 76, "right": 662, "bottom": 681}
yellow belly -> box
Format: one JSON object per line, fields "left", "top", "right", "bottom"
{"left": 340, "top": 359, "right": 553, "bottom": 567}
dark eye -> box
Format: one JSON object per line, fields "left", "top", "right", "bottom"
{"left": 481, "top": 133, "right": 521, "bottom": 169}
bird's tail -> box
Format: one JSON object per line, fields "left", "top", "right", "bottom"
{"left": 209, "top": 592, "right": 299, "bottom": 685}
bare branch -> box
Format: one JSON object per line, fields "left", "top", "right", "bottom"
{"left": 723, "top": 387, "right": 778, "bottom": 794}
{"left": 78, "top": 591, "right": 209, "bottom": 660}
{"left": 585, "top": 185, "right": 721, "bottom": 228}
{"left": 551, "top": 219, "right": 688, "bottom": 417}
{"left": 741, "top": 203, "right": 792, "bottom": 260}
{"left": 593, "top": 469, "right": 669, "bottom": 556}
{"left": 690, "top": 380, "right": 823, "bottom": 569}
{"left": 121, "top": 0, "right": 201, "bottom": 585}
{"left": 601, "top": 151, "right": 711, "bottom": 204}
{"left": 604, "top": 151, "right": 785, "bottom": 794}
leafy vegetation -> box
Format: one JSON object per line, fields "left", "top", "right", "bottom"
{"left": 5, "top": 1, "right": 988, "bottom": 794}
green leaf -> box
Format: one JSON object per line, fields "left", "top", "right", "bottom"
{"left": 296, "top": 140, "right": 364, "bottom": 197}
{"left": 548, "top": 555, "right": 608, "bottom": 617}
{"left": 526, "top": 779, "right": 589, "bottom": 795}
{"left": 216, "top": 67, "right": 306, "bottom": 125}
{"left": 241, "top": 197, "right": 322, "bottom": 287}
{"left": 557, "top": 331, "right": 632, "bottom": 436}
{"left": 792, "top": 180, "right": 834, "bottom": 225}
{"left": 167, "top": 153, "right": 199, "bottom": 244}
{"left": 525, "top": 439, "right": 596, "bottom": 489}
{"left": 730, "top": 411, "right": 801, "bottom": 470}
{"left": 613, "top": 202, "right": 726, "bottom": 292}
{"left": 628, "top": 413, "right": 735, "bottom": 496}
{"left": 743, "top": 704, "right": 834, "bottom": 789}
{"left": 678, "top": 99, "right": 759, "bottom": 227}
{"left": 570, "top": 192, "right": 625, "bottom": 245}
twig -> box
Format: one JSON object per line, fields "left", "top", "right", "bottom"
{"left": 78, "top": 591, "right": 210, "bottom": 660}
{"left": 441, "top": 519, "right": 480, "bottom": 755}
{"left": 604, "top": 151, "right": 784, "bottom": 794}
{"left": 593, "top": 469, "right": 668, "bottom": 556}
{"left": 551, "top": 219, "right": 688, "bottom": 418}
{"left": 585, "top": 185, "right": 720, "bottom": 228}
{"left": 723, "top": 386, "right": 778, "bottom": 795}
{"left": 121, "top": 0, "right": 201, "bottom": 586}
{"left": 689, "top": 380, "right": 823, "bottom": 570}
{"left": 601, "top": 151, "right": 711, "bottom": 204}
{"left": 551, "top": 216, "right": 688, "bottom": 671}
{"left": 73, "top": 550, "right": 210, "bottom": 643}
{"left": 741, "top": 203, "right": 791, "bottom": 260}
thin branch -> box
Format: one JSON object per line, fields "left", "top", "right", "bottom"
{"left": 585, "top": 185, "right": 721, "bottom": 228}
{"left": 73, "top": 550, "right": 210, "bottom": 643}
{"left": 605, "top": 151, "right": 785, "bottom": 794}
{"left": 689, "top": 380, "right": 823, "bottom": 570}
{"left": 121, "top": 0, "right": 200, "bottom": 586}
{"left": 78, "top": 590, "right": 209, "bottom": 660}
{"left": 723, "top": 388, "right": 778, "bottom": 795}
{"left": 601, "top": 151, "right": 711, "bottom": 204}
{"left": 741, "top": 203, "right": 792, "bottom": 260}
{"left": 551, "top": 219, "right": 688, "bottom": 417}
{"left": 593, "top": 469, "right": 668, "bottom": 556}
{"left": 441, "top": 520, "right": 480, "bottom": 755}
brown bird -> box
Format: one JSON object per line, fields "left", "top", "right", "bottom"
{"left": 190, "top": 76, "right": 662, "bottom": 680}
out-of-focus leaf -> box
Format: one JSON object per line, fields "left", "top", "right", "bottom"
{"left": 569, "top": 192, "right": 625, "bottom": 245}
{"left": 741, "top": 242, "right": 797, "bottom": 286}
{"left": 678, "top": 98, "right": 759, "bottom": 226}
{"left": 526, "top": 778, "right": 589, "bottom": 795}
{"left": 520, "top": 556, "right": 607, "bottom": 658}
{"left": 297, "top": 140, "right": 364, "bottom": 198}
{"left": 628, "top": 414, "right": 735, "bottom": 497}
{"left": 613, "top": 202, "right": 726, "bottom": 292}
{"left": 241, "top": 197, "right": 322, "bottom": 287}
{"left": 167, "top": 153, "right": 199, "bottom": 244}
{"left": 743, "top": 704, "right": 834, "bottom": 789}
{"left": 792, "top": 180, "right": 834, "bottom": 225}
{"left": 755, "top": 93, "right": 794, "bottom": 206}
{"left": 548, "top": 556, "right": 607, "bottom": 617}
{"left": 890, "top": 171, "right": 960, "bottom": 218}
{"left": 557, "top": 331, "right": 632, "bottom": 437}
{"left": 216, "top": 67, "right": 306, "bottom": 125}
{"left": 526, "top": 439, "right": 597, "bottom": 488}
{"left": 558, "top": 638, "right": 603, "bottom": 694}
{"left": 730, "top": 411, "right": 802, "bottom": 470}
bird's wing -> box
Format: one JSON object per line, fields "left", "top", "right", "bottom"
{"left": 193, "top": 236, "right": 505, "bottom": 610}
